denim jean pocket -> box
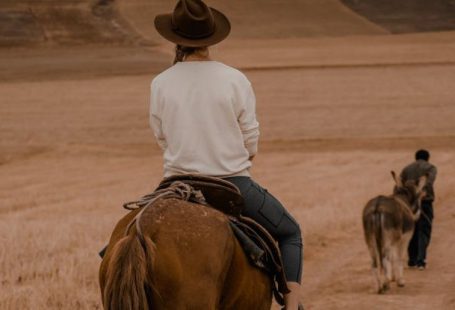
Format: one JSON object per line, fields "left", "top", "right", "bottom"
{"left": 253, "top": 183, "right": 284, "bottom": 228}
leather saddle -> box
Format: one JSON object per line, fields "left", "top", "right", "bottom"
{"left": 156, "top": 174, "right": 245, "bottom": 217}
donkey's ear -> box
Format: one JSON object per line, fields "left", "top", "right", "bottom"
{"left": 416, "top": 175, "right": 427, "bottom": 193}
{"left": 391, "top": 171, "right": 403, "bottom": 187}
{"left": 419, "top": 190, "right": 427, "bottom": 200}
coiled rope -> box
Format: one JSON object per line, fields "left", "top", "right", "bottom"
{"left": 123, "top": 181, "right": 207, "bottom": 240}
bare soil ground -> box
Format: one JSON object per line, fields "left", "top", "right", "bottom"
{"left": 1, "top": 1, "right": 455, "bottom": 308}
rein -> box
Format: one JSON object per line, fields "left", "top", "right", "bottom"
{"left": 393, "top": 196, "right": 411, "bottom": 210}
{"left": 393, "top": 189, "right": 422, "bottom": 222}
{"left": 123, "top": 181, "right": 207, "bottom": 240}
{"left": 393, "top": 185, "right": 417, "bottom": 210}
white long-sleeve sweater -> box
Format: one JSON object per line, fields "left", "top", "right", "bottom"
{"left": 150, "top": 61, "right": 260, "bottom": 178}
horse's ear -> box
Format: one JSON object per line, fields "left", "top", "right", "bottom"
{"left": 391, "top": 171, "right": 403, "bottom": 187}
{"left": 416, "top": 175, "right": 427, "bottom": 193}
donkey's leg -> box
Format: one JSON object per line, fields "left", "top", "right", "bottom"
{"left": 381, "top": 236, "right": 393, "bottom": 292}
{"left": 371, "top": 264, "right": 383, "bottom": 294}
{"left": 381, "top": 255, "right": 392, "bottom": 292}
{"left": 397, "top": 231, "right": 413, "bottom": 287}
{"left": 367, "top": 239, "right": 383, "bottom": 293}
{"left": 391, "top": 242, "right": 401, "bottom": 283}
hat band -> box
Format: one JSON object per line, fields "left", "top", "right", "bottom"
{"left": 172, "top": 24, "right": 216, "bottom": 39}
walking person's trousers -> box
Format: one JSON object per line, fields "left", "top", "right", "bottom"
{"left": 408, "top": 200, "right": 434, "bottom": 267}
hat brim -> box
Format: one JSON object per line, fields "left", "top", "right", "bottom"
{"left": 154, "top": 8, "right": 231, "bottom": 47}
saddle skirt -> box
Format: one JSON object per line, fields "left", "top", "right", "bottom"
{"left": 229, "top": 216, "right": 290, "bottom": 305}
{"left": 123, "top": 174, "right": 290, "bottom": 306}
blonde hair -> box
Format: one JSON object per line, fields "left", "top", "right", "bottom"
{"left": 173, "top": 45, "right": 208, "bottom": 64}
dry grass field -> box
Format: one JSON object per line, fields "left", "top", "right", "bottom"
{"left": 1, "top": 0, "right": 455, "bottom": 309}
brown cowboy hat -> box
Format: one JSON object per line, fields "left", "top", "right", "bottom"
{"left": 154, "top": 0, "right": 231, "bottom": 47}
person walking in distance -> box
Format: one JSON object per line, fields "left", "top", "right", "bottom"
{"left": 400, "top": 149, "right": 437, "bottom": 270}
{"left": 150, "top": 0, "right": 303, "bottom": 308}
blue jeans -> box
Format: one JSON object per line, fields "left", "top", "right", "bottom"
{"left": 224, "top": 176, "right": 303, "bottom": 283}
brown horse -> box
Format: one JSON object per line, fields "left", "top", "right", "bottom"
{"left": 99, "top": 197, "right": 272, "bottom": 309}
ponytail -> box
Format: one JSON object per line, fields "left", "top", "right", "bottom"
{"left": 173, "top": 45, "right": 197, "bottom": 64}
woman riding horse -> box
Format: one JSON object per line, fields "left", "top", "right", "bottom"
{"left": 100, "top": 0, "right": 303, "bottom": 309}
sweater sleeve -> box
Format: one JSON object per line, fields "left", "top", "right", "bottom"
{"left": 150, "top": 80, "right": 167, "bottom": 150}
{"left": 237, "top": 80, "right": 260, "bottom": 156}
{"left": 426, "top": 165, "right": 437, "bottom": 185}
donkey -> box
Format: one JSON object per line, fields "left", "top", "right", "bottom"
{"left": 362, "top": 171, "right": 426, "bottom": 293}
